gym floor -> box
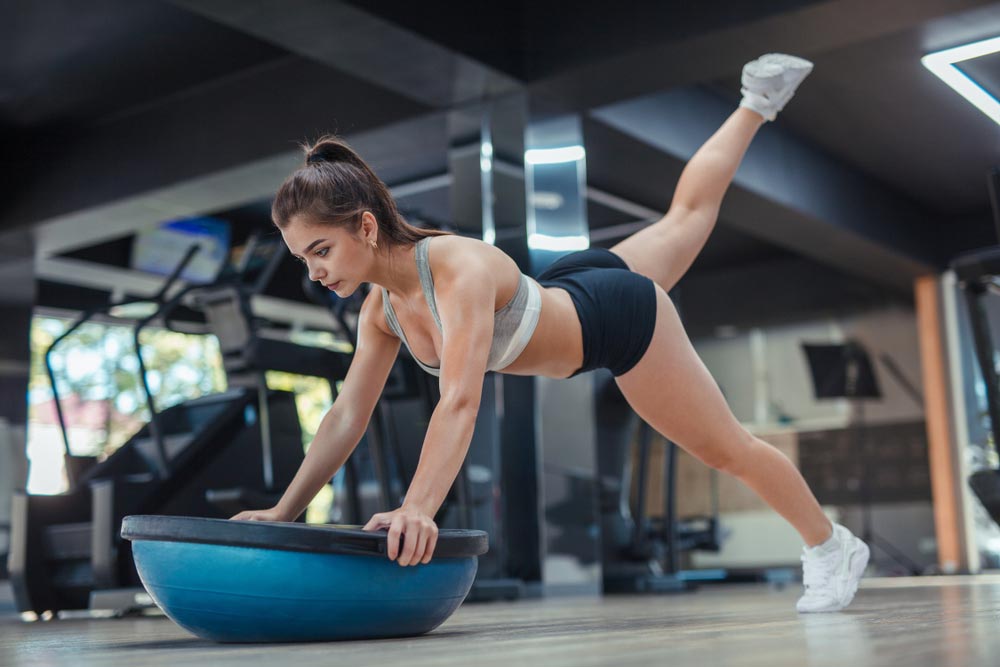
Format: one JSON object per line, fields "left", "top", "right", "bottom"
{"left": 3, "top": 576, "right": 999, "bottom": 666}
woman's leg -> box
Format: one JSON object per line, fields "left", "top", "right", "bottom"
{"left": 609, "top": 107, "right": 764, "bottom": 292}
{"left": 615, "top": 285, "right": 833, "bottom": 547}
{"left": 610, "top": 54, "right": 813, "bottom": 293}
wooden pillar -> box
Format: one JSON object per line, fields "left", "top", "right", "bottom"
{"left": 914, "top": 275, "right": 964, "bottom": 572}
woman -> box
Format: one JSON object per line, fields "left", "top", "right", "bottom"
{"left": 233, "top": 54, "right": 869, "bottom": 613}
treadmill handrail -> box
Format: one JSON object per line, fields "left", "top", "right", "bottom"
{"left": 44, "top": 244, "right": 200, "bottom": 489}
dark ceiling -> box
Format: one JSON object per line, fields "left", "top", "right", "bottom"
{"left": 3, "top": 0, "right": 1000, "bottom": 334}
{"left": 2, "top": 1, "right": 286, "bottom": 130}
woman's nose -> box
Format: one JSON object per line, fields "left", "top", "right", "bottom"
{"left": 307, "top": 263, "right": 324, "bottom": 282}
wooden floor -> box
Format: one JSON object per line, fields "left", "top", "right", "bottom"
{"left": 2, "top": 576, "right": 1000, "bottom": 667}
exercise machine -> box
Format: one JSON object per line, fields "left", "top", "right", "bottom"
{"left": 951, "top": 171, "right": 1000, "bottom": 532}
{"left": 594, "top": 373, "right": 723, "bottom": 594}
{"left": 0, "top": 419, "right": 28, "bottom": 580}
{"left": 10, "top": 239, "right": 350, "bottom": 616}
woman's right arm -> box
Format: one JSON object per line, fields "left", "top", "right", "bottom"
{"left": 232, "top": 289, "right": 401, "bottom": 522}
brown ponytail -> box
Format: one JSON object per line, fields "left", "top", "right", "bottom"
{"left": 271, "top": 135, "right": 451, "bottom": 248}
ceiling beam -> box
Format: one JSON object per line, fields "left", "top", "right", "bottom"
{"left": 530, "top": 0, "right": 996, "bottom": 113}
{"left": 591, "top": 87, "right": 944, "bottom": 292}
{"left": 3, "top": 55, "right": 431, "bottom": 234}
{"left": 678, "top": 256, "right": 907, "bottom": 338}
{"left": 29, "top": 111, "right": 451, "bottom": 258}
{"left": 167, "top": 0, "right": 522, "bottom": 108}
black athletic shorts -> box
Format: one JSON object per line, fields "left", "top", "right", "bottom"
{"left": 535, "top": 247, "right": 657, "bottom": 377}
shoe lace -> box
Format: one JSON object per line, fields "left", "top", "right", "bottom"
{"left": 801, "top": 550, "right": 838, "bottom": 590}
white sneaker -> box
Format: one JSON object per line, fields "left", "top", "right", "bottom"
{"left": 739, "top": 53, "right": 814, "bottom": 121}
{"left": 796, "top": 523, "right": 869, "bottom": 613}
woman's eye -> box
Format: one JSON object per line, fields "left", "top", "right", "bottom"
{"left": 316, "top": 248, "right": 329, "bottom": 258}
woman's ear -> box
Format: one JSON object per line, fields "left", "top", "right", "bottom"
{"left": 360, "top": 211, "right": 379, "bottom": 245}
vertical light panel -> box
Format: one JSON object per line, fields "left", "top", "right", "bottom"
{"left": 479, "top": 112, "right": 496, "bottom": 245}
{"left": 524, "top": 115, "right": 589, "bottom": 274}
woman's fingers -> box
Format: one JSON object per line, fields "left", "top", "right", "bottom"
{"left": 401, "top": 519, "right": 438, "bottom": 566}
{"left": 387, "top": 515, "right": 405, "bottom": 561}
{"left": 401, "top": 522, "right": 428, "bottom": 566}
{"left": 362, "top": 513, "right": 385, "bottom": 532}
{"left": 362, "top": 509, "right": 438, "bottom": 566}
{"left": 421, "top": 529, "right": 438, "bottom": 565}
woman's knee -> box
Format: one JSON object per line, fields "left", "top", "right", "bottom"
{"left": 695, "top": 428, "right": 756, "bottom": 475}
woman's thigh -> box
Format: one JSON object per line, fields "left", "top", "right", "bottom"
{"left": 608, "top": 207, "right": 716, "bottom": 294}
{"left": 614, "top": 284, "right": 751, "bottom": 471}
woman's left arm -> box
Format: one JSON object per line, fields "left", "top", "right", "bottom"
{"left": 363, "top": 252, "right": 495, "bottom": 566}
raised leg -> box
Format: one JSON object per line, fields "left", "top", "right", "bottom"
{"left": 610, "top": 53, "right": 813, "bottom": 293}
{"left": 615, "top": 285, "right": 833, "bottom": 547}
{"left": 609, "top": 107, "right": 764, "bottom": 292}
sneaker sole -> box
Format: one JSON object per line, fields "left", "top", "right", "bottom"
{"left": 837, "top": 539, "right": 870, "bottom": 609}
{"left": 758, "top": 53, "right": 814, "bottom": 72}
{"left": 796, "top": 536, "right": 869, "bottom": 613}
{"left": 742, "top": 54, "right": 814, "bottom": 92}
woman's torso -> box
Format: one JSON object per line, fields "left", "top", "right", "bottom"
{"left": 374, "top": 235, "right": 583, "bottom": 378}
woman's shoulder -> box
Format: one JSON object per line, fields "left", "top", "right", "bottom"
{"left": 427, "top": 233, "right": 513, "bottom": 272}
{"left": 426, "top": 234, "right": 521, "bottom": 306}
{"left": 426, "top": 232, "right": 484, "bottom": 253}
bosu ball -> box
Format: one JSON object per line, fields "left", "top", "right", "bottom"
{"left": 120, "top": 515, "right": 488, "bottom": 643}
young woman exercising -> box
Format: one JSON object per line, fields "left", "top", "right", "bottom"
{"left": 232, "top": 54, "right": 870, "bottom": 613}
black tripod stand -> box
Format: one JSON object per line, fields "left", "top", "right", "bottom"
{"left": 802, "top": 341, "right": 922, "bottom": 575}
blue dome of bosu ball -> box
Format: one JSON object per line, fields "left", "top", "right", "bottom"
{"left": 120, "top": 515, "right": 488, "bottom": 643}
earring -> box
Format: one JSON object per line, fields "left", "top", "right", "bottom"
{"left": 370, "top": 240, "right": 378, "bottom": 249}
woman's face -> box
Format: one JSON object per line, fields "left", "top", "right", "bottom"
{"left": 281, "top": 214, "right": 372, "bottom": 297}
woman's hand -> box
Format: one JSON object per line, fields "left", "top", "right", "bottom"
{"left": 363, "top": 506, "right": 439, "bottom": 566}
{"left": 229, "top": 507, "right": 287, "bottom": 522}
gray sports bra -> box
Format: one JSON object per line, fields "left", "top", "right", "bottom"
{"left": 381, "top": 237, "right": 541, "bottom": 376}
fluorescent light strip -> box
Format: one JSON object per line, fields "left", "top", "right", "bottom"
{"left": 922, "top": 35, "right": 1000, "bottom": 125}
{"left": 527, "top": 233, "right": 590, "bottom": 251}
{"left": 524, "top": 146, "right": 585, "bottom": 165}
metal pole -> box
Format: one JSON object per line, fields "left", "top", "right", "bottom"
{"left": 257, "top": 372, "right": 274, "bottom": 491}
{"left": 632, "top": 420, "right": 651, "bottom": 556}
{"left": 133, "top": 322, "right": 169, "bottom": 479}
{"left": 43, "top": 308, "right": 103, "bottom": 488}
{"left": 664, "top": 439, "right": 678, "bottom": 575}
